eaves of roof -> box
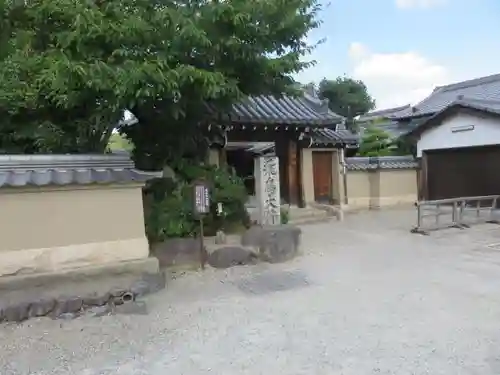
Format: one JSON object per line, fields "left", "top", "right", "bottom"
{"left": 405, "top": 99, "right": 500, "bottom": 138}
{"left": 391, "top": 73, "right": 500, "bottom": 120}
{"left": 358, "top": 104, "right": 411, "bottom": 122}
{"left": 308, "top": 127, "right": 359, "bottom": 147}
{"left": 209, "top": 94, "right": 344, "bottom": 127}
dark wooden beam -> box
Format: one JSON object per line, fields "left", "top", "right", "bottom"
{"left": 287, "top": 140, "right": 300, "bottom": 206}
{"left": 420, "top": 155, "right": 428, "bottom": 201}
{"left": 225, "top": 128, "right": 302, "bottom": 143}
{"left": 274, "top": 136, "right": 289, "bottom": 203}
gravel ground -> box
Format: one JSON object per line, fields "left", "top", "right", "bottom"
{"left": 3, "top": 208, "right": 500, "bottom": 374}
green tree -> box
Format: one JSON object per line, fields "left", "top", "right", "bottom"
{"left": 318, "top": 77, "right": 375, "bottom": 119}
{"left": 108, "top": 133, "right": 133, "bottom": 152}
{"left": 357, "top": 126, "right": 393, "bottom": 157}
{"left": 0, "top": 0, "right": 322, "bottom": 159}
{"left": 392, "top": 136, "right": 416, "bottom": 156}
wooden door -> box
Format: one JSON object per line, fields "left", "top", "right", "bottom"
{"left": 425, "top": 145, "right": 500, "bottom": 202}
{"left": 312, "top": 151, "right": 333, "bottom": 202}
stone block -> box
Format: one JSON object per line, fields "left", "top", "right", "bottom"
{"left": 52, "top": 296, "right": 83, "bottom": 317}
{"left": 139, "top": 272, "right": 166, "bottom": 294}
{"left": 29, "top": 299, "right": 56, "bottom": 318}
{"left": 207, "top": 246, "right": 258, "bottom": 269}
{"left": 4, "top": 302, "right": 30, "bottom": 322}
{"left": 130, "top": 280, "right": 151, "bottom": 298}
{"left": 241, "top": 225, "right": 301, "bottom": 264}
{"left": 241, "top": 226, "right": 264, "bottom": 247}
{"left": 152, "top": 238, "right": 201, "bottom": 268}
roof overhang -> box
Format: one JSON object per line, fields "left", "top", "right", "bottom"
{"left": 406, "top": 101, "right": 500, "bottom": 139}
{"left": 206, "top": 94, "right": 345, "bottom": 129}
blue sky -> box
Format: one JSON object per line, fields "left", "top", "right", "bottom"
{"left": 295, "top": 0, "right": 500, "bottom": 109}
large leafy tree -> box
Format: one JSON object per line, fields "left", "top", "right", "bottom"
{"left": 318, "top": 76, "right": 375, "bottom": 119}
{"left": 0, "top": 0, "right": 321, "bottom": 162}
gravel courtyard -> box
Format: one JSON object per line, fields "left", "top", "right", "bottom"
{"left": 3, "top": 208, "right": 500, "bottom": 374}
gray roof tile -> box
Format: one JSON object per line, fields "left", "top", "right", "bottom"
{"left": 358, "top": 104, "right": 411, "bottom": 122}
{"left": 0, "top": 154, "right": 161, "bottom": 188}
{"left": 346, "top": 156, "right": 417, "bottom": 171}
{"left": 212, "top": 94, "right": 344, "bottom": 126}
{"left": 391, "top": 73, "right": 500, "bottom": 119}
{"left": 309, "top": 128, "right": 359, "bottom": 146}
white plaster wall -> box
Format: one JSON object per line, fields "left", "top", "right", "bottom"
{"left": 417, "top": 112, "right": 500, "bottom": 157}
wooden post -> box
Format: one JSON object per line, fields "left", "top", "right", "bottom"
{"left": 287, "top": 140, "right": 299, "bottom": 206}
{"left": 421, "top": 153, "right": 429, "bottom": 201}
{"left": 274, "top": 136, "right": 289, "bottom": 203}
{"left": 296, "top": 142, "right": 305, "bottom": 208}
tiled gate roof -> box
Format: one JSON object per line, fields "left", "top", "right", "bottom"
{"left": 309, "top": 127, "right": 359, "bottom": 146}
{"left": 211, "top": 93, "right": 344, "bottom": 126}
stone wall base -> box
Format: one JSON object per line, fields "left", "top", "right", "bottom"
{"left": 0, "top": 257, "right": 159, "bottom": 292}
{"left": 0, "top": 257, "right": 164, "bottom": 323}
{"left": 0, "top": 237, "right": 149, "bottom": 277}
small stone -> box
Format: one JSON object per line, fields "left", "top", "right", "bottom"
{"left": 130, "top": 280, "right": 151, "bottom": 298}
{"left": 207, "top": 246, "right": 257, "bottom": 269}
{"left": 87, "top": 305, "right": 111, "bottom": 318}
{"left": 113, "top": 301, "right": 148, "bottom": 316}
{"left": 4, "top": 303, "right": 30, "bottom": 322}
{"left": 29, "top": 299, "right": 56, "bottom": 318}
{"left": 83, "top": 293, "right": 110, "bottom": 307}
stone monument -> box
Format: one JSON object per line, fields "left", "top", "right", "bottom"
{"left": 254, "top": 156, "right": 281, "bottom": 225}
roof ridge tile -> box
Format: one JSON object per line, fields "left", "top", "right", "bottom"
{"left": 440, "top": 73, "right": 500, "bottom": 92}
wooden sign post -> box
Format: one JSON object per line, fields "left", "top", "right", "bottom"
{"left": 193, "top": 180, "right": 210, "bottom": 269}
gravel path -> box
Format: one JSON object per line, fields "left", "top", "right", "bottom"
{"left": 3, "top": 209, "right": 500, "bottom": 374}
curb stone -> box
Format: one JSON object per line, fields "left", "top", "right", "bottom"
{"left": 0, "top": 271, "right": 166, "bottom": 325}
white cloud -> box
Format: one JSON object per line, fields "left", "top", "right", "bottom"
{"left": 348, "top": 42, "right": 368, "bottom": 61}
{"left": 349, "top": 42, "right": 449, "bottom": 108}
{"left": 395, "top": 0, "right": 447, "bottom": 9}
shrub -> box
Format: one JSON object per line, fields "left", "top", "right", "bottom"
{"left": 144, "top": 163, "right": 250, "bottom": 244}
{"left": 143, "top": 178, "right": 197, "bottom": 243}
{"left": 280, "top": 208, "right": 290, "bottom": 224}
